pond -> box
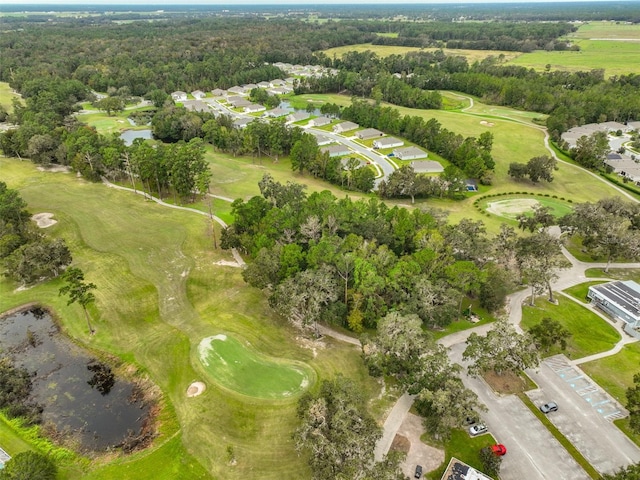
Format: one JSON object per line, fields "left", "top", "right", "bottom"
{"left": 120, "top": 129, "right": 153, "bottom": 146}
{"left": 0, "top": 307, "right": 152, "bottom": 452}
{"left": 278, "top": 101, "right": 320, "bottom": 116}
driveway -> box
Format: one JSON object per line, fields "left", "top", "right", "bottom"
{"left": 449, "top": 343, "right": 590, "bottom": 480}
{"left": 526, "top": 357, "right": 640, "bottom": 475}
{"left": 396, "top": 413, "right": 444, "bottom": 478}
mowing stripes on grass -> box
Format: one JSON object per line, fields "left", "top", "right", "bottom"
{"left": 198, "top": 335, "right": 312, "bottom": 399}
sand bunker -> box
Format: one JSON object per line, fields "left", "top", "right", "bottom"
{"left": 186, "top": 381, "right": 206, "bottom": 397}
{"left": 487, "top": 198, "right": 540, "bottom": 217}
{"left": 32, "top": 213, "right": 57, "bottom": 228}
{"left": 480, "top": 120, "right": 495, "bottom": 127}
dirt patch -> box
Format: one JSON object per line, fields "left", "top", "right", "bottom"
{"left": 390, "top": 433, "right": 411, "bottom": 454}
{"left": 31, "top": 212, "right": 57, "bottom": 228}
{"left": 186, "top": 381, "right": 206, "bottom": 397}
{"left": 483, "top": 370, "right": 529, "bottom": 395}
{"left": 213, "top": 259, "right": 242, "bottom": 268}
{"left": 398, "top": 412, "right": 444, "bottom": 477}
{"left": 486, "top": 198, "right": 540, "bottom": 218}
{"left": 480, "top": 120, "right": 495, "bottom": 127}
{"left": 36, "top": 165, "right": 70, "bottom": 173}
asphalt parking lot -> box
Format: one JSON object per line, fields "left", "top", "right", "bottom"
{"left": 526, "top": 355, "right": 640, "bottom": 475}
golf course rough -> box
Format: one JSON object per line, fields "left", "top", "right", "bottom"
{"left": 197, "top": 334, "right": 312, "bottom": 399}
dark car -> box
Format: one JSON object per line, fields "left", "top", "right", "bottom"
{"left": 414, "top": 465, "right": 423, "bottom": 478}
{"left": 540, "top": 401, "right": 558, "bottom": 414}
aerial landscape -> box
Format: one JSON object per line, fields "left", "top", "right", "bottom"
{"left": 3, "top": 2, "right": 640, "bottom": 479}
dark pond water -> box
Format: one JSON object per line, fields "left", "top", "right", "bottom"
{"left": 119, "top": 129, "right": 153, "bottom": 146}
{"left": 278, "top": 101, "right": 321, "bottom": 116}
{"left": 0, "top": 307, "right": 150, "bottom": 452}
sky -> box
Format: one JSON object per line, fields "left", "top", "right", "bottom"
{"left": 3, "top": 0, "right": 633, "bottom": 4}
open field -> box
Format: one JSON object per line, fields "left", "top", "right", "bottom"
{"left": 507, "top": 22, "right": 640, "bottom": 77}
{"left": 0, "top": 81, "right": 20, "bottom": 113}
{"left": 76, "top": 107, "right": 154, "bottom": 135}
{"left": 323, "top": 44, "right": 520, "bottom": 63}
{"left": 0, "top": 157, "right": 381, "bottom": 480}
{"left": 521, "top": 295, "right": 620, "bottom": 359}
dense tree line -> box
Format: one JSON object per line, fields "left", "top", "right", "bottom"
{"left": 222, "top": 175, "right": 569, "bottom": 333}
{"left": 0, "top": 182, "right": 72, "bottom": 285}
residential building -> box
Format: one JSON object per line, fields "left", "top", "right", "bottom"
{"left": 257, "top": 81, "right": 271, "bottom": 89}
{"left": 441, "top": 457, "right": 493, "bottom": 480}
{"left": 588, "top": 281, "right": 640, "bottom": 328}
{"left": 265, "top": 108, "right": 290, "bottom": 118}
{"left": 211, "top": 88, "right": 225, "bottom": 97}
{"left": 171, "top": 91, "right": 187, "bottom": 102}
{"left": 321, "top": 145, "right": 350, "bottom": 157}
{"left": 373, "top": 137, "right": 403, "bottom": 149}
{"left": 233, "top": 117, "right": 253, "bottom": 129}
{"left": 394, "top": 146, "right": 427, "bottom": 160}
{"left": 191, "top": 90, "right": 205, "bottom": 99}
{"left": 227, "top": 86, "right": 246, "bottom": 96}
{"left": 411, "top": 160, "right": 443, "bottom": 173}
{"left": 244, "top": 104, "right": 266, "bottom": 114}
{"left": 286, "top": 111, "right": 310, "bottom": 123}
{"left": 310, "top": 132, "right": 332, "bottom": 146}
{"left": 308, "top": 116, "right": 331, "bottom": 127}
{"left": 356, "top": 128, "right": 384, "bottom": 140}
{"left": 333, "top": 121, "right": 359, "bottom": 134}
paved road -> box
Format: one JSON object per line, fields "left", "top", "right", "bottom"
{"left": 449, "top": 343, "right": 590, "bottom": 480}
{"left": 527, "top": 360, "right": 640, "bottom": 475}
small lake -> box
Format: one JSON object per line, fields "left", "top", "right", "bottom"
{"left": 278, "top": 101, "right": 320, "bottom": 116}
{"left": 0, "top": 307, "right": 151, "bottom": 452}
{"left": 120, "top": 129, "right": 153, "bottom": 146}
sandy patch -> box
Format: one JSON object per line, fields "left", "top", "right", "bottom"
{"left": 213, "top": 260, "right": 242, "bottom": 268}
{"left": 31, "top": 213, "right": 57, "bottom": 228}
{"left": 480, "top": 120, "right": 495, "bottom": 127}
{"left": 186, "top": 381, "right": 206, "bottom": 397}
{"left": 36, "top": 165, "right": 70, "bottom": 173}
{"left": 486, "top": 198, "right": 540, "bottom": 217}
{"left": 398, "top": 413, "right": 444, "bottom": 476}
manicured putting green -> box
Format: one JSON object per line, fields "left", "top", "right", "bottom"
{"left": 483, "top": 196, "right": 573, "bottom": 220}
{"left": 197, "top": 334, "right": 312, "bottom": 399}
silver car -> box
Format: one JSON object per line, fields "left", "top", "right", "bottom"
{"left": 469, "top": 424, "right": 488, "bottom": 436}
{"left": 540, "top": 402, "right": 558, "bottom": 414}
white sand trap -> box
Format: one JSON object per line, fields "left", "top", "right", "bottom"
{"left": 480, "top": 120, "right": 495, "bottom": 127}
{"left": 186, "top": 381, "right": 206, "bottom": 397}
{"left": 31, "top": 213, "right": 57, "bottom": 228}
{"left": 487, "top": 198, "right": 540, "bottom": 217}
{"left": 213, "top": 260, "right": 242, "bottom": 268}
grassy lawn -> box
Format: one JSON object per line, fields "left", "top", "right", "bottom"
{"left": 423, "top": 429, "right": 495, "bottom": 480}
{"left": 521, "top": 295, "right": 620, "bottom": 359}
{"left": 585, "top": 268, "right": 640, "bottom": 282}
{"left": 563, "top": 281, "right": 607, "bottom": 304}
{"left": 0, "top": 81, "right": 20, "bottom": 112}
{"left": 197, "top": 334, "right": 314, "bottom": 399}
{"left": 580, "top": 342, "right": 640, "bottom": 405}
{"left": 323, "top": 44, "right": 520, "bottom": 64}
{"left": 0, "top": 157, "right": 380, "bottom": 480}
{"left": 431, "top": 299, "right": 496, "bottom": 340}
{"left": 507, "top": 22, "right": 640, "bottom": 77}
{"left": 76, "top": 106, "right": 155, "bottom": 135}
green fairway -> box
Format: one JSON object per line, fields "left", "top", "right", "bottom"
{"left": 197, "top": 334, "right": 313, "bottom": 399}
{"left": 480, "top": 195, "right": 573, "bottom": 221}
{"left": 322, "top": 44, "right": 520, "bottom": 63}
{"left": 521, "top": 295, "right": 620, "bottom": 359}
{"left": 507, "top": 22, "right": 640, "bottom": 77}
{"left": 0, "top": 81, "right": 20, "bottom": 112}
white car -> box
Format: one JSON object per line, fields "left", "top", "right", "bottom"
{"left": 469, "top": 424, "right": 488, "bottom": 436}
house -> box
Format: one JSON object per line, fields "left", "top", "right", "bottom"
{"left": 227, "top": 96, "right": 252, "bottom": 108}
{"left": 357, "top": 128, "right": 384, "bottom": 140}
{"left": 411, "top": 160, "right": 443, "bottom": 173}
{"left": 600, "top": 121, "right": 629, "bottom": 133}
{"left": 286, "top": 111, "right": 310, "bottom": 123}
{"left": 171, "top": 91, "right": 187, "bottom": 102}
{"left": 227, "top": 86, "right": 246, "bottom": 96}
{"left": 191, "top": 90, "right": 205, "bottom": 99}
{"left": 244, "top": 103, "right": 266, "bottom": 114}
{"left": 333, "top": 121, "right": 359, "bottom": 134}
{"left": 233, "top": 117, "right": 254, "bottom": 129}
{"left": 441, "top": 457, "right": 493, "bottom": 480}
{"left": 310, "top": 133, "right": 332, "bottom": 146}
{"left": 588, "top": 281, "right": 640, "bottom": 328}
{"left": 321, "top": 145, "right": 350, "bottom": 157}
{"left": 183, "top": 100, "right": 209, "bottom": 112}
{"left": 257, "top": 81, "right": 271, "bottom": 89}
{"left": 243, "top": 83, "right": 258, "bottom": 91}
{"left": 394, "top": 146, "right": 427, "bottom": 160}
{"left": 211, "top": 88, "right": 225, "bottom": 97}
{"left": 373, "top": 137, "right": 403, "bottom": 149}
{"left": 285, "top": 77, "right": 296, "bottom": 84}
{"left": 308, "top": 116, "right": 331, "bottom": 128}
{"left": 465, "top": 179, "right": 479, "bottom": 191}
{"left": 268, "top": 86, "right": 293, "bottom": 95}
{"left": 265, "top": 108, "right": 290, "bottom": 118}
{"left": 627, "top": 121, "right": 640, "bottom": 131}
{"left": 604, "top": 154, "right": 640, "bottom": 184}
{"left": 270, "top": 79, "right": 286, "bottom": 87}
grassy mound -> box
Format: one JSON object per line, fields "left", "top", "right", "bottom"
{"left": 198, "top": 334, "right": 312, "bottom": 399}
